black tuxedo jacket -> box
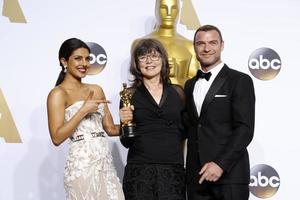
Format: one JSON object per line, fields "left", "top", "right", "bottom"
{"left": 184, "top": 64, "right": 255, "bottom": 184}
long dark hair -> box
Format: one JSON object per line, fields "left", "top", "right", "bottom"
{"left": 55, "top": 38, "right": 90, "bottom": 86}
{"left": 130, "top": 38, "right": 170, "bottom": 87}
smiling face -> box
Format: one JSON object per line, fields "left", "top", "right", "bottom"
{"left": 130, "top": 39, "right": 170, "bottom": 87}
{"left": 61, "top": 47, "right": 90, "bottom": 79}
{"left": 138, "top": 50, "right": 162, "bottom": 80}
{"left": 194, "top": 30, "right": 224, "bottom": 71}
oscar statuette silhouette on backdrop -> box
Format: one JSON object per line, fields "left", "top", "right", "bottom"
{"left": 2, "top": 0, "right": 27, "bottom": 23}
{"left": 0, "top": 88, "right": 22, "bottom": 143}
{"left": 132, "top": 0, "right": 200, "bottom": 87}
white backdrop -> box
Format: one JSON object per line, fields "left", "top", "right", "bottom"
{"left": 1, "top": 0, "right": 299, "bottom": 199}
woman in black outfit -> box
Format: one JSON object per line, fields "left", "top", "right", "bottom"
{"left": 119, "top": 39, "right": 186, "bottom": 200}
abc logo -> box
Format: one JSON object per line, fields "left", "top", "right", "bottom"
{"left": 86, "top": 42, "right": 107, "bottom": 75}
{"left": 249, "top": 164, "right": 280, "bottom": 198}
{"left": 248, "top": 48, "right": 281, "bottom": 80}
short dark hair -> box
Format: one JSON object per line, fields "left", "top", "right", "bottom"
{"left": 130, "top": 38, "right": 170, "bottom": 87}
{"left": 55, "top": 38, "right": 90, "bottom": 86}
{"left": 193, "top": 25, "right": 223, "bottom": 44}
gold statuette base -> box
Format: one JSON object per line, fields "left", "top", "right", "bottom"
{"left": 121, "top": 123, "right": 137, "bottom": 138}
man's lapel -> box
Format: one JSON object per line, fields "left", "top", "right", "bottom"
{"left": 187, "top": 77, "right": 199, "bottom": 121}
{"left": 199, "top": 65, "right": 230, "bottom": 118}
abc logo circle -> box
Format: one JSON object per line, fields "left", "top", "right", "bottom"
{"left": 249, "top": 164, "right": 280, "bottom": 198}
{"left": 248, "top": 48, "right": 281, "bottom": 80}
{"left": 86, "top": 42, "right": 107, "bottom": 75}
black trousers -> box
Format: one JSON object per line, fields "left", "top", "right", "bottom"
{"left": 123, "top": 163, "right": 186, "bottom": 200}
{"left": 187, "top": 181, "right": 249, "bottom": 200}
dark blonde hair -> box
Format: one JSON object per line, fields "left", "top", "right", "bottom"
{"left": 193, "top": 24, "right": 224, "bottom": 44}
{"left": 129, "top": 39, "right": 170, "bottom": 87}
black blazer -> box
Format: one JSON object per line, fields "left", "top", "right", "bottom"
{"left": 120, "top": 83, "right": 186, "bottom": 164}
{"left": 184, "top": 64, "right": 255, "bottom": 184}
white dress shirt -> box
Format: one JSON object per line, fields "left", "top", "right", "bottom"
{"left": 193, "top": 62, "right": 224, "bottom": 116}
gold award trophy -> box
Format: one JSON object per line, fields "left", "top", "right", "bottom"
{"left": 120, "top": 83, "right": 136, "bottom": 137}
{"left": 131, "top": 0, "right": 200, "bottom": 87}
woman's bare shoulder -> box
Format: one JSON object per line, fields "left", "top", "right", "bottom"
{"left": 84, "top": 83, "right": 105, "bottom": 99}
{"left": 47, "top": 86, "right": 67, "bottom": 104}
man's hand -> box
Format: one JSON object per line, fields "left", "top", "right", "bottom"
{"left": 199, "top": 161, "right": 223, "bottom": 184}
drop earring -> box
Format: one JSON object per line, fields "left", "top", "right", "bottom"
{"left": 64, "top": 66, "right": 67, "bottom": 73}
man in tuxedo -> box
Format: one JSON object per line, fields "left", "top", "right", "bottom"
{"left": 184, "top": 25, "right": 255, "bottom": 200}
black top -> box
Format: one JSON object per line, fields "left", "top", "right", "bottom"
{"left": 121, "top": 83, "right": 186, "bottom": 164}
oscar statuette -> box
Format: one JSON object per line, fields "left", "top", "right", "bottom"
{"left": 120, "top": 83, "right": 136, "bottom": 137}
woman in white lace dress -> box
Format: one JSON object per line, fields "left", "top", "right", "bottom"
{"left": 47, "top": 38, "right": 125, "bottom": 200}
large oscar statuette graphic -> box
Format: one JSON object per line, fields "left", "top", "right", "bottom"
{"left": 131, "top": 0, "right": 200, "bottom": 87}
{"left": 120, "top": 83, "right": 136, "bottom": 137}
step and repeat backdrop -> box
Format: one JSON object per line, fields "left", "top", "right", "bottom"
{"left": 1, "top": 0, "right": 299, "bottom": 199}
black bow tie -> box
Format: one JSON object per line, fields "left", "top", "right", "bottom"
{"left": 196, "top": 70, "right": 212, "bottom": 81}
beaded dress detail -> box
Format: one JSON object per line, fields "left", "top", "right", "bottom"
{"left": 64, "top": 101, "right": 124, "bottom": 200}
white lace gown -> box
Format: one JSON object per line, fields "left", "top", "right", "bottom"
{"left": 64, "top": 101, "right": 124, "bottom": 200}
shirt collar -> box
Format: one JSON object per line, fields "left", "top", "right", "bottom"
{"left": 204, "top": 62, "right": 224, "bottom": 82}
